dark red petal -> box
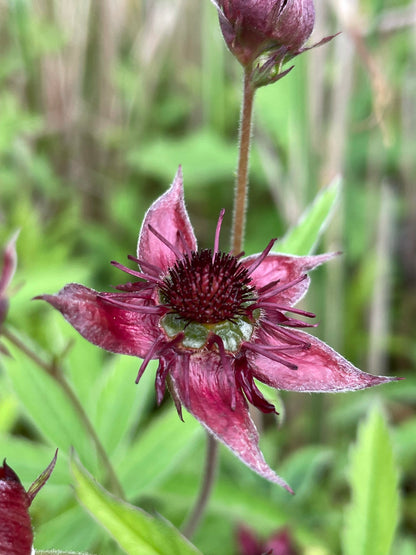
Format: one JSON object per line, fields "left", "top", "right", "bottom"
{"left": 236, "top": 524, "right": 264, "bottom": 555}
{"left": 250, "top": 330, "right": 400, "bottom": 392}
{"left": 137, "top": 167, "right": 197, "bottom": 273}
{"left": 36, "top": 284, "right": 160, "bottom": 358}
{"left": 169, "top": 351, "right": 293, "bottom": 491}
{"left": 241, "top": 252, "right": 336, "bottom": 306}
{"left": 0, "top": 460, "right": 32, "bottom": 555}
{"left": 265, "top": 527, "right": 299, "bottom": 555}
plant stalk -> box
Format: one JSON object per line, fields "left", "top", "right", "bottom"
{"left": 182, "top": 433, "right": 218, "bottom": 539}
{"left": 231, "top": 66, "right": 256, "bottom": 255}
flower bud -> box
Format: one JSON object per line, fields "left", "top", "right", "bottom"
{"left": 0, "top": 451, "right": 57, "bottom": 555}
{"left": 216, "top": 0, "right": 315, "bottom": 67}
{"left": 0, "top": 231, "right": 19, "bottom": 328}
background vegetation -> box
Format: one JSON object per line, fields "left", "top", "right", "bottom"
{"left": 0, "top": 0, "right": 415, "bottom": 554}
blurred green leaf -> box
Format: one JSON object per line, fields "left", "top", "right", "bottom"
{"left": 34, "top": 503, "right": 103, "bottom": 554}
{"left": 3, "top": 334, "right": 96, "bottom": 472}
{"left": 276, "top": 176, "right": 341, "bottom": 255}
{"left": 36, "top": 552, "right": 95, "bottom": 555}
{"left": 71, "top": 455, "right": 202, "bottom": 555}
{"left": 342, "top": 405, "right": 400, "bottom": 555}
{"left": 116, "top": 407, "right": 202, "bottom": 498}
{"left": 92, "top": 356, "right": 156, "bottom": 454}
{"left": 127, "top": 129, "right": 263, "bottom": 187}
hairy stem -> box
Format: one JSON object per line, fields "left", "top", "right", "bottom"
{"left": 182, "top": 433, "right": 218, "bottom": 539}
{"left": 231, "top": 66, "right": 256, "bottom": 255}
{"left": 2, "top": 326, "right": 125, "bottom": 500}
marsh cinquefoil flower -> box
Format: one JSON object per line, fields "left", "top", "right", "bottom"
{"left": 0, "top": 451, "right": 57, "bottom": 555}
{"left": 39, "top": 169, "right": 396, "bottom": 491}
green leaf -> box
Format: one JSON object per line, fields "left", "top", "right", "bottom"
{"left": 35, "top": 552, "right": 95, "bottom": 554}
{"left": 116, "top": 407, "right": 202, "bottom": 498}
{"left": 3, "top": 333, "right": 96, "bottom": 471}
{"left": 276, "top": 176, "right": 341, "bottom": 255}
{"left": 342, "top": 405, "right": 400, "bottom": 555}
{"left": 91, "top": 356, "right": 156, "bottom": 455}
{"left": 70, "top": 456, "right": 202, "bottom": 555}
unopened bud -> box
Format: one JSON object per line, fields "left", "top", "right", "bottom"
{"left": 216, "top": 0, "right": 315, "bottom": 67}
{"left": 0, "top": 451, "right": 57, "bottom": 555}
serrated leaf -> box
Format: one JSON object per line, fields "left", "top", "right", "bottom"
{"left": 71, "top": 456, "right": 202, "bottom": 555}
{"left": 276, "top": 176, "right": 341, "bottom": 255}
{"left": 342, "top": 405, "right": 400, "bottom": 555}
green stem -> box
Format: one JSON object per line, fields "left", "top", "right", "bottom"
{"left": 182, "top": 433, "right": 218, "bottom": 539}
{"left": 2, "top": 326, "right": 125, "bottom": 500}
{"left": 231, "top": 66, "right": 256, "bottom": 255}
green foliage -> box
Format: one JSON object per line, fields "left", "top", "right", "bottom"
{"left": 71, "top": 456, "right": 202, "bottom": 555}
{"left": 342, "top": 405, "right": 400, "bottom": 555}
{"left": 276, "top": 176, "right": 341, "bottom": 255}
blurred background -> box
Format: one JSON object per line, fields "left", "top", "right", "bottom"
{"left": 0, "top": 0, "right": 415, "bottom": 554}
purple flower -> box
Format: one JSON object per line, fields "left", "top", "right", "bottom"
{"left": 38, "top": 169, "right": 397, "bottom": 492}
{"left": 0, "top": 451, "right": 57, "bottom": 555}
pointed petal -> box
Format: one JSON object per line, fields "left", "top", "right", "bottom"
{"left": 250, "top": 330, "right": 399, "bottom": 392}
{"left": 36, "top": 284, "right": 160, "bottom": 358}
{"left": 169, "top": 351, "right": 293, "bottom": 492}
{"left": 242, "top": 252, "right": 336, "bottom": 305}
{"left": 137, "top": 167, "right": 197, "bottom": 273}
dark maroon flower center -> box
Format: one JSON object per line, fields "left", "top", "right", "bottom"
{"left": 159, "top": 249, "right": 256, "bottom": 324}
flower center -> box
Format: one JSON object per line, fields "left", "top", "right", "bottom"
{"left": 160, "top": 249, "right": 256, "bottom": 324}
{"left": 159, "top": 249, "right": 259, "bottom": 351}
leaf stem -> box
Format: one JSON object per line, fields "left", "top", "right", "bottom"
{"left": 2, "top": 326, "right": 125, "bottom": 500}
{"left": 231, "top": 66, "right": 256, "bottom": 254}
{"left": 182, "top": 433, "right": 218, "bottom": 539}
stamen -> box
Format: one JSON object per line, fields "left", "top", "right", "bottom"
{"left": 213, "top": 208, "right": 226, "bottom": 262}
{"left": 177, "top": 229, "right": 193, "bottom": 256}
{"left": 148, "top": 224, "right": 183, "bottom": 259}
{"left": 254, "top": 301, "right": 316, "bottom": 319}
{"left": 261, "top": 319, "right": 311, "bottom": 347}
{"left": 127, "top": 255, "right": 162, "bottom": 276}
{"left": 114, "top": 283, "right": 154, "bottom": 294}
{"left": 243, "top": 342, "right": 298, "bottom": 370}
{"left": 258, "top": 279, "right": 280, "bottom": 294}
{"left": 259, "top": 275, "right": 308, "bottom": 300}
{"left": 245, "top": 238, "right": 277, "bottom": 275}
{"left": 111, "top": 260, "right": 161, "bottom": 284}
{"left": 98, "top": 295, "right": 167, "bottom": 315}
{"left": 236, "top": 363, "right": 277, "bottom": 414}
{"left": 272, "top": 313, "right": 318, "bottom": 328}
{"left": 135, "top": 338, "right": 165, "bottom": 384}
